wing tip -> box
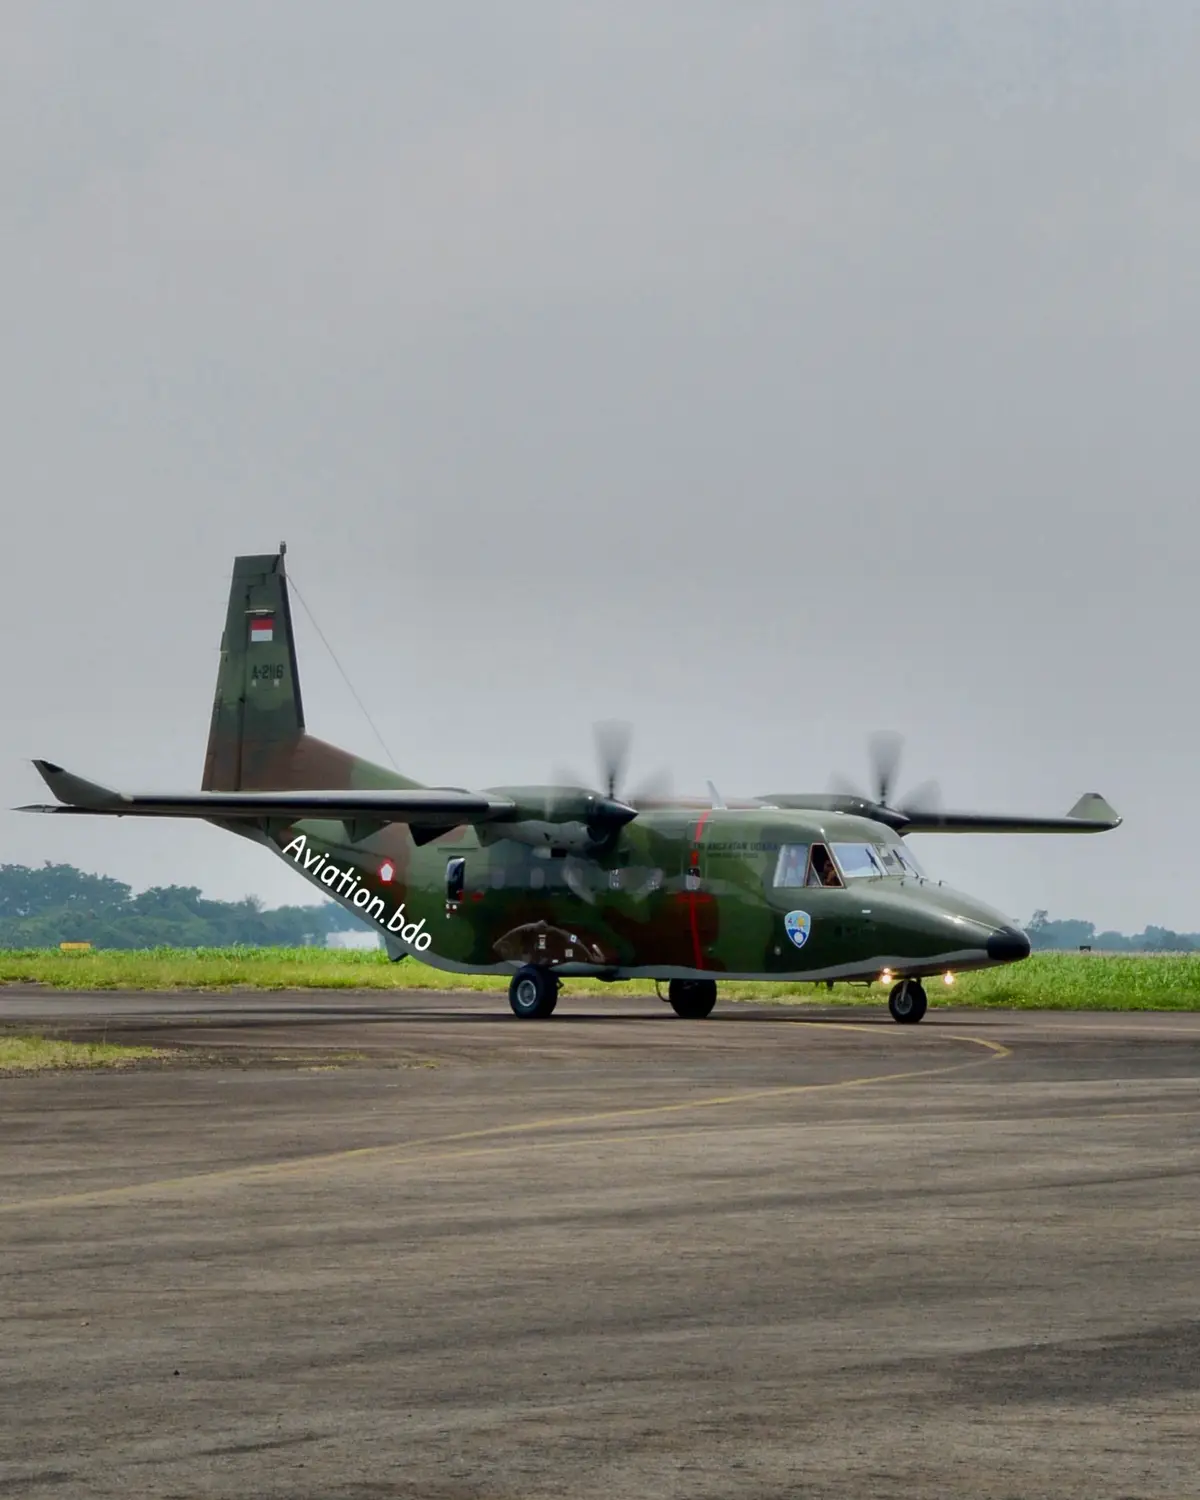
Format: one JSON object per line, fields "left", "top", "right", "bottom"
{"left": 1067, "top": 792, "right": 1121, "bottom": 828}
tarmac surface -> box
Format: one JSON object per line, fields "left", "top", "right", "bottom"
{"left": 3, "top": 987, "right": 1200, "bottom": 1498}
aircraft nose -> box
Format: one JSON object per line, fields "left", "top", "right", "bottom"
{"left": 986, "top": 924, "right": 1031, "bottom": 962}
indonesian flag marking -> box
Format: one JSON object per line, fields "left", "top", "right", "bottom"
{"left": 379, "top": 860, "right": 395, "bottom": 883}
{"left": 249, "top": 616, "right": 274, "bottom": 643}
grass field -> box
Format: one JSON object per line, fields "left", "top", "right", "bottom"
{"left": 2, "top": 947, "right": 1200, "bottom": 1010}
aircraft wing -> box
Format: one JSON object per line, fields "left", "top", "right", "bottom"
{"left": 892, "top": 793, "right": 1121, "bottom": 835}
{"left": 17, "top": 760, "right": 515, "bottom": 829}
{"left": 756, "top": 790, "right": 1121, "bottom": 835}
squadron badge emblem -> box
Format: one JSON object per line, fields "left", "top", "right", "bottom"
{"left": 784, "top": 910, "right": 812, "bottom": 950}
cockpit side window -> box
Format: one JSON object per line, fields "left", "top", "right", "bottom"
{"left": 807, "top": 843, "right": 843, "bottom": 888}
{"left": 772, "top": 844, "right": 810, "bottom": 888}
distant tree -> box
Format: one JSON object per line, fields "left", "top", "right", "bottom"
{"left": 1138, "top": 926, "right": 1197, "bottom": 953}
{"left": 0, "top": 862, "right": 131, "bottom": 919}
{"left": 1025, "top": 916, "right": 1095, "bottom": 951}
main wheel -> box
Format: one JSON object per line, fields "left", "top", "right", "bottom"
{"left": 888, "top": 978, "right": 927, "bottom": 1024}
{"left": 509, "top": 966, "right": 559, "bottom": 1019}
{"left": 668, "top": 979, "right": 717, "bottom": 1019}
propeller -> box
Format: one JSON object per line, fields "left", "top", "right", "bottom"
{"left": 546, "top": 720, "right": 674, "bottom": 820}
{"left": 832, "top": 732, "right": 942, "bottom": 819}
{"left": 594, "top": 720, "right": 676, "bottom": 808}
{"left": 594, "top": 720, "right": 631, "bottom": 802}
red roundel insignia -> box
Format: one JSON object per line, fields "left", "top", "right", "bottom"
{"left": 379, "top": 860, "right": 395, "bottom": 883}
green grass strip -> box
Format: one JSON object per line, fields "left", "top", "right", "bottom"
{"left": 2, "top": 948, "right": 1200, "bottom": 1010}
{"left": 0, "top": 1035, "right": 162, "bottom": 1072}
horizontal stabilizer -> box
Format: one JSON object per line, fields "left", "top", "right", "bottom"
{"left": 19, "top": 759, "right": 515, "bottom": 827}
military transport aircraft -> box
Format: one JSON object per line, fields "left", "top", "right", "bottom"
{"left": 20, "top": 549, "right": 1121, "bottom": 1023}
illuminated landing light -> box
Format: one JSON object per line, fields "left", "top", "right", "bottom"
{"left": 943, "top": 971, "right": 956, "bottom": 986}
{"left": 880, "top": 969, "right": 893, "bottom": 985}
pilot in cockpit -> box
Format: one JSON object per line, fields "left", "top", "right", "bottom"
{"left": 807, "top": 845, "right": 842, "bottom": 887}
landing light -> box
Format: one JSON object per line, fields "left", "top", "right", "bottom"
{"left": 943, "top": 971, "right": 955, "bottom": 986}
{"left": 879, "top": 968, "right": 893, "bottom": 985}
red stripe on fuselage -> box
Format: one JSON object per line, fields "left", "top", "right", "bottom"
{"left": 688, "top": 809, "right": 713, "bottom": 970}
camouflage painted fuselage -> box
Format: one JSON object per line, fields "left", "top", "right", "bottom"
{"left": 239, "top": 804, "right": 1019, "bottom": 983}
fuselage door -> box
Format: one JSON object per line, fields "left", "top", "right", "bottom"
{"left": 445, "top": 856, "right": 466, "bottom": 913}
{"left": 683, "top": 812, "right": 711, "bottom": 891}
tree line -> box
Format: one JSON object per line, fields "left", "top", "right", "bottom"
{"left": 1027, "top": 911, "right": 1200, "bottom": 953}
{"left": 0, "top": 863, "right": 367, "bottom": 949}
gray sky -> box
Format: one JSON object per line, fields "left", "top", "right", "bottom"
{"left": 2, "top": 1, "right": 1197, "bottom": 932}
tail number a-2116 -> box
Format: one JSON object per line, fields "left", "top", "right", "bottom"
{"left": 251, "top": 664, "right": 285, "bottom": 682}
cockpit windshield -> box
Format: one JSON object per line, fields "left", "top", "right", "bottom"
{"left": 892, "top": 842, "right": 926, "bottom": 878}
{"left": 872, "top": 843, "right": 905, "bottom": 875}
{"left": 773, "top": 839, "right": 925, "bottom": 887}
{"left": 829, "top": 841, "right": 928, "bottom": 880}
{"left": 830, "top": 844, "right": 887, "bottom": 880}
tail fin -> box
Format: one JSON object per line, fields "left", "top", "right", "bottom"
{"left": 202, "top": 549, "right": 417, "bottom": 793}
{"left": 202, "top": 551, "right": 304, "bottom": 789}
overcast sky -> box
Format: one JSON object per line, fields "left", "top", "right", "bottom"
{"left": 2, "top": 2, "right": 1197, "bottom": 932}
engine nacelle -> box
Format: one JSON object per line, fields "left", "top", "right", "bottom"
{"left": 480, "top": 785, "right": 637, "bottom": 853}
{"left": 477, "top": 818, "right": 607, "bottom": 854}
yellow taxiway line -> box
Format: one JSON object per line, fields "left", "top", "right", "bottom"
{"left": 0, "top": 1025, "right": 1009, "bottom": 1216}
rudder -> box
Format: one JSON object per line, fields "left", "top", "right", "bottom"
{"left": 202, "top": 550, "right": 305, "bottom": 791}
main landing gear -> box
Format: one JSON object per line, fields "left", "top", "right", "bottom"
{"left": 508, "top": 965, "right": 560, "bottom": 1019}
{"left": 667, "top": 979, "right": 717, "bottom": 1019}
{"left": 888, "top": 978, "right": 927, "bottom": 1025}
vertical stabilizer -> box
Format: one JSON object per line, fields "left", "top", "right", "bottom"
{"left": 201, "top": 550, "right": 417, "bottom": 794}
{"left": 203, "top": 551, "right": 305, "bottom": 790}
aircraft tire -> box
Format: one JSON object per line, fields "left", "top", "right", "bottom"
{"left": 888, "top": 978, "right": 927, "bottom": 1024}
{"left": 509, "top": 966, "right": 559, "bottom": 1019}
{"left": 667, "top": 979, "right": 718, "bottom": 1019}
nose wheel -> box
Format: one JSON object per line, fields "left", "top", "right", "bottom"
{"left": 888, "top": 978, "right": 927, "bottom": 1024}
{"left": 667, "top": 979, "right": 718, "bottom": 1019}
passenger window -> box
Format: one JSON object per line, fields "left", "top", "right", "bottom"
{"left": 772, "top": 844, "right": 810, "bottom": 888}
{"left": 445, "top": 857, "right": 465, "bottom": 904}
{"left": 808, "top": 843, "right": 843, "bottom": 888}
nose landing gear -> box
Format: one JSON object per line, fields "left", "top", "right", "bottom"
{"left": 888, "top": 978, "right": 927, "bottom": 1024}
{"left": 667, "top": 979, "right": 718, "bottom": 1019}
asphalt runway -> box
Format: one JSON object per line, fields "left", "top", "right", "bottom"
{"left": 3, "top": 989, "right": 1200, "bottom": 1499}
